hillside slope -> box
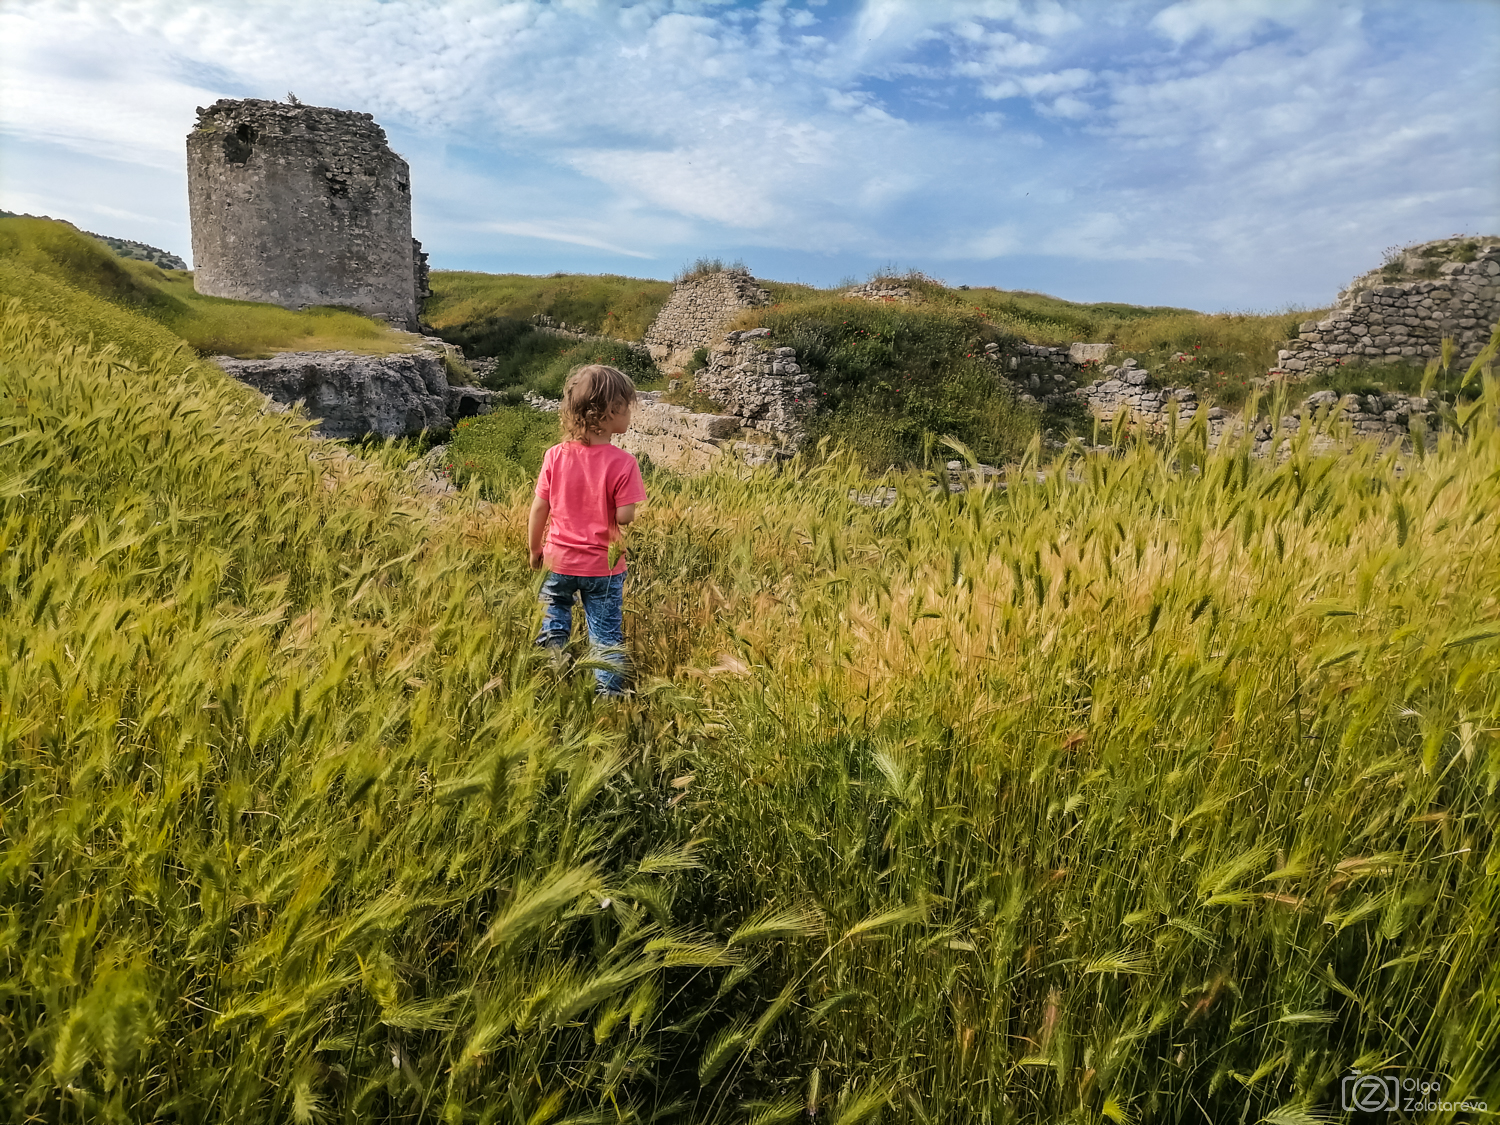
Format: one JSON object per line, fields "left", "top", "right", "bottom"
{"left": 0, "top": 216, "right": 413, "bottom": 361}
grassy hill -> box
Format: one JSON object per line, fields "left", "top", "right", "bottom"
{"left": 1, "top": 276, "right": 1497, "bottom": 1121}
{"left": 422, "top": 266, "right": 1338, "bottom": 474}
{"left": 0, "top": 208, "right": 189, "bottom": 270}
{"left": 0, "top": 216, "right": 414, "bottom": 362}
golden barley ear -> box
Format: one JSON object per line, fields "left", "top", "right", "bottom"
{"left": 1419, "top": 355, "right": 1442, "bottom": 398}
{"left": 1458, "top": 323, "right": 1500, "bottom": 391}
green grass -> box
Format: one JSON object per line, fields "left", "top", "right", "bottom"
{"left": 1300, "top": 356, "right": 1486, "bottom": 402}
{"left": 447, "top": 404, "right": 561, "bottom": 495}
{"left": 145, "top": 269, "right": 410, "bottom": 358}
{"left": 425, "top": 267, "right": 1336, "bottom": 466}
{"left": 675, "top": 256, "right": 748, "bottom": 283}
{"left": 480, "top": 333, "right": 658, "bottom": 399}
{"left": 738, "top": 270, "right": 1324, "bottom": 414}
{"left": 2, "top": 288, "right": 1498, "bottom": 1121}
{"left": 423, "top": 271, "right": 674, "bottom": 343}
{"left": 1, "top": 216, "right": 414, "bottom": 359}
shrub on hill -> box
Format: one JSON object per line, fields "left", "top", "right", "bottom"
{"left": 735, "top": 297, "right": 1041, "bottom": 468}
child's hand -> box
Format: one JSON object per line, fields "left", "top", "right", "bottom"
{"left": 529, "top": 549, "right": 545, "bottom": 570}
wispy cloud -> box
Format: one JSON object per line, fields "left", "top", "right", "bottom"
{"left": 476, "top": 221, "right": 656, "bottom": 259}
{"left": 0, "top": 0, "right": 1496, "bottom": 309}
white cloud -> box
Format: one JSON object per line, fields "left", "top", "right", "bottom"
{"left": 0, "top": 0, "right": 1495, "bottom": 309}
{"left": 1150, "top": 0, "right": 1334, "bottom": 47}
{"left": 939, "top": 223, "right": 1023, "bottom": 259}
{"left": 476, "top": 220, "right": 655, "bottom": 258}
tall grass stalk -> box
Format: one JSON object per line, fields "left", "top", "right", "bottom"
{"left": 3, "top": 285, "right": 1497, "bottom": 1121}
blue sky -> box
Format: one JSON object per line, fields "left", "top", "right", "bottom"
{"left": 2, "top": 0, "right": 1497, "bottom": 312}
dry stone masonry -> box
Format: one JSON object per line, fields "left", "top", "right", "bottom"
{"left": 1076, "top": 360, "right": 1201, "bottom": 428}
{"left": 984, "top": 342, "right": 1084, "bottom": 405}
{"left": 642, "top": 270, "right": 771, "bottom": 371}
{"left": 696, "top": 329, "right": 817, "bottom": 448}
{"left": 1275, "top": 238, "right": 1500, "bottom": 374}
{"left": 187, "top": 98, "right": 427, "bottom": 329}
{"left": 841, "top": 281, "right": 915, "bottom": 303}
{"left": 607, "top": 328, "right": 818, "bottom": 473}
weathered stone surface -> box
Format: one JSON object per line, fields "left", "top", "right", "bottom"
{"left": 642, "top": 270, "right": 771, "bottom": 371}
{"left": 1069, "top": 342, "right": 1112, "bottom": 364}
{"left": 603, "top": 393, "right": 733, "bottom": 473}
{"left": 187, "top": 98, "right": 424, "bottom": 328}
{"left": 213, "top": 349, "right": 495, "bottom": 439}
{"left": 841, "top": 281, "right": 914, "bottom": 303}
{"left": 627, "top": 397, "right": 741, "bottom": 441}
{"left": 1273, "top": 237, "right": 1500, "bottom": 374}
{"left": 696, "top": 333, "right": 819, "bottom": 446}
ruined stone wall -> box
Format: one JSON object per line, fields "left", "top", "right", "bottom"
{"left": 642, "top": 270, "right": 771, "bottom": 370}
{"left": 187, "top": 98, "right": 421, "bottom": 328}
{"left": 841, "top": 281, "right": 914, "bottom": 303}
{"left": 1076, "top": 363, "right": 1202, "bottom": 428}
{"left": 413, "top": 239, "right": 431, "bottom": 308}
{"left": 696, "top": 328, "right": 817, "bottom": 448}
{"left": 1275, "top": 238, "right": 1500, "bottom": 374}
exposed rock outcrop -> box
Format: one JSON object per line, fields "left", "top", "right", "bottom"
{"left": 215, "top": 349, "right": 496, "bottom": 439}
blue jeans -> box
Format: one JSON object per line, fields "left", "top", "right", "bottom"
{"left": 535, "top": 568, "right": 630, "bottom": 696}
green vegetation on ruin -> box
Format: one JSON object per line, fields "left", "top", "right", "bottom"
{"left": 3, "top": 282, "right": 1498, "bottom": 1122}
{"left": 730, "top": 270, "right": 1326, "bottom": 415}
{"left": 423, "top": 266, "right": 1331, "bottom": 470}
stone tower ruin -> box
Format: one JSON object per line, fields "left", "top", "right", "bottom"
{"left": 187, "top": 98, "right": 424, "bottom": 328}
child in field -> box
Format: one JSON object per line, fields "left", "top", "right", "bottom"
{"left": 528, "top": 365, "right": 646, "bottom": 698}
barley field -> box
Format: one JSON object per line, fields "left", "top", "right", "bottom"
{"left": 1, "top": 292, "right": 1497, "bottom": 1123}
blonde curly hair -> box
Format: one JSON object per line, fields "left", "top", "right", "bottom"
{"left": 559, "top": 365, "right": 638, "bottom": 442}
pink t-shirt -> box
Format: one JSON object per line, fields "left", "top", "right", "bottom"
{"left": 534, "top": 441, "right": 647, "bottom": 577}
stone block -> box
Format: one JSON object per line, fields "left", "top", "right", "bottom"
{"left": 628, "top": 397, "right": 741, "bottom": 440}
{"left": 613, "top": 428, "right": 724, "bottom": 474}
{"left": 1068, "top": 342, "right": 1112, "bottom": 364}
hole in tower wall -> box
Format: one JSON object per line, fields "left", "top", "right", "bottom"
{"left": 223, "top": 123, "right": 257, "bottom": 165}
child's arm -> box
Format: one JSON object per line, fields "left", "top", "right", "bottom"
{"left": 615, "top": 503, "right": 638, "bottom": 525}
{"left": 528, "top": 496, "right": 550, "bottom": 569}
